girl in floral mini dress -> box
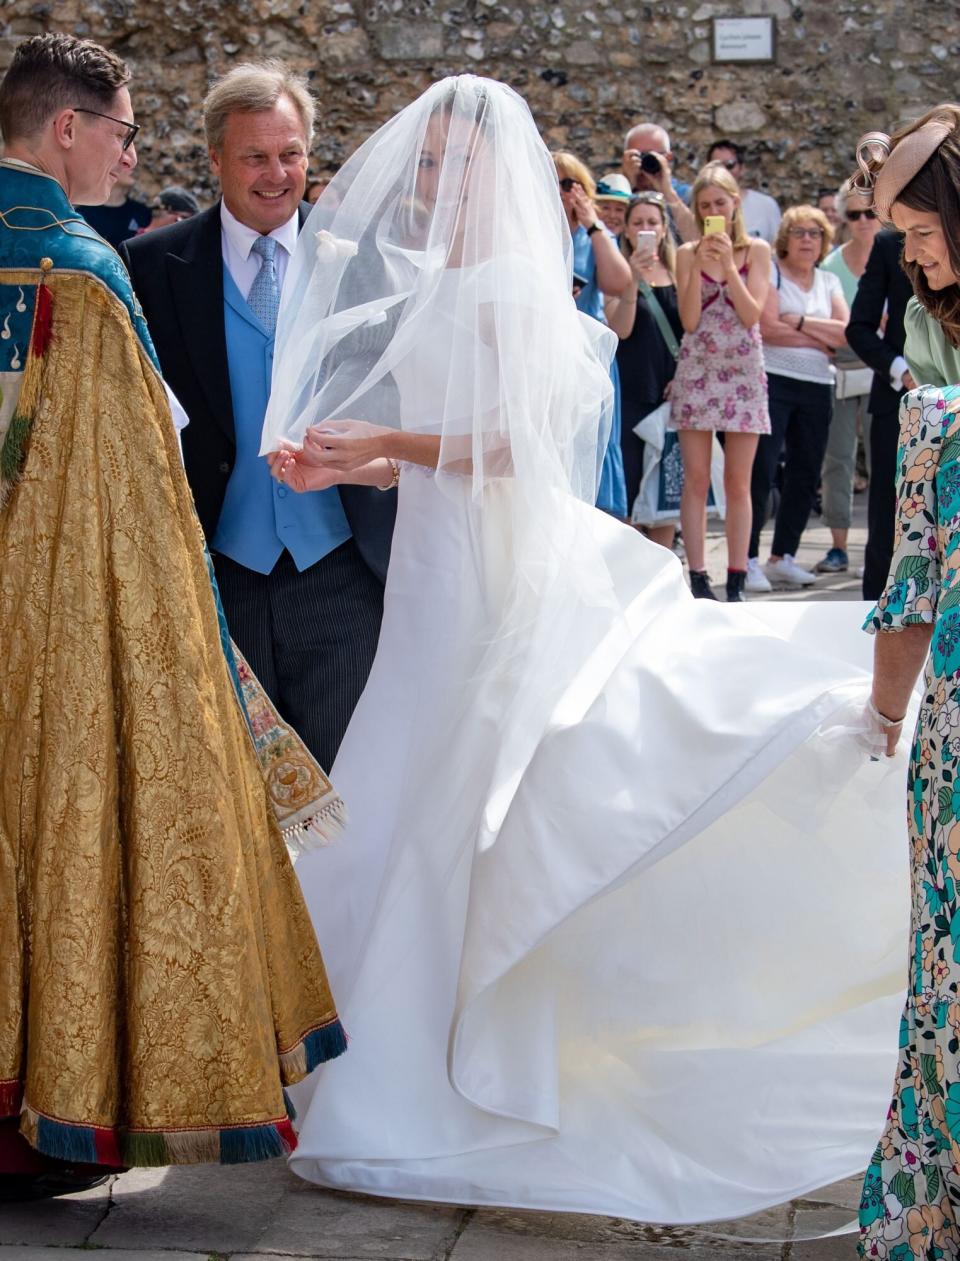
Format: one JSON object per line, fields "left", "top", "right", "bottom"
{"left": 672, "top": 163, "right": 771, "bottom": 602}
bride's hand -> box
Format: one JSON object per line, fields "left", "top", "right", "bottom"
{"left": 303, "top": 419, "right": 393, "bottom": 471}
{"left": 267, "top": 448, "right": 342, "bottom": 494}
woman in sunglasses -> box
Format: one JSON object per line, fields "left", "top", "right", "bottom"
{"left": 747, "top": 204, "right": 849, "bottom": 591}
{"left": 552, "top": 152, "right": 632, "bottom": 516}
{"left": 815, "top": 190, "right": 882, "bottom": 575}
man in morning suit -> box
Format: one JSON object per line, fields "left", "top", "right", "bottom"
{"left": 845, "top": 228, "right": 914, "bottom": 602}
{"left": 122, "top": 63, "right": 394, "bottom": 770}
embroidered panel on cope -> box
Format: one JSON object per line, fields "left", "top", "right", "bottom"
{"left": 0, "top": 279, "right": 34, "bottom": 446}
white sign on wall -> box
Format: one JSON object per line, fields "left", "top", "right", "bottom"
{"left": 711, "top": 16, "right": 777, "bottom": 64}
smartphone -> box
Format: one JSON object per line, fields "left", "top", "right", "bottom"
{"left": 703, "top": 216, "right": 726, "bottom": 236}
{"left": 573, "top": 271, "right": 590, "bottom": 290}
{"left": 634, "top": 230, "right": 658, "bottom": 256}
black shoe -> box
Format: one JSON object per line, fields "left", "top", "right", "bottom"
{"left": 725, "top": 570, "right": 746, "bottom": 602}
{"left": 689, "top": 570, "right": 718, "bottom": 600}
{"left": 0, "top": 1170, "right": 112, "bottom": 1202}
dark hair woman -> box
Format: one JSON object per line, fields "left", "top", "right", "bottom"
{"left": 605, "top": 192, "right": 682, "bottom": 550}
{"left": 851, "top": 103, "right": 960, "bottom": 1261}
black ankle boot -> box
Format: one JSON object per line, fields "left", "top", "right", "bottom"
{"left": 689, "top": 570, "right": 718, "bottom": 600}
{"left": 726, "top": 569, "right": 746, "bottom": 602}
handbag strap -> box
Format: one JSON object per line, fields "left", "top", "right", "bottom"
{"left": 638, "top": 280, "right": 681, "bottom": 361}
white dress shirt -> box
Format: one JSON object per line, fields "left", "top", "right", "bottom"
{"left": 220, "top": 200, "right": 299, "bottom": 301}
{"left": 741, "top": 188, "right": 781, "bottom": 244}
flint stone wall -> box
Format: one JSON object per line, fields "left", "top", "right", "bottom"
{"left": 1, "top": 0, "right": 957, "bottom": 206}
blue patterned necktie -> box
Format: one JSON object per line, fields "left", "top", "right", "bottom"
{"left": 248, "top": 234, "right": 280, "bottom": 333}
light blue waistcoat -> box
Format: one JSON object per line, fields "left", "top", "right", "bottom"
{"left": 212, "top": 266, "right": 352, "bottom": 575}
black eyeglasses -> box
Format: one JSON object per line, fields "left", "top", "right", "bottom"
{"left": 558, "top": 177, "right": 581, "bottom": 192}
{"left": 846, "top": 209, "right": 877, "bottom": 222}
{"left": 73, "top": 107, "right": 140, "bottom": 151}
{"left": 719, "top": 159, "right": 739, "bottom": 171}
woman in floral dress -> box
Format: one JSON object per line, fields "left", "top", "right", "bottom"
{"left": 672, "top": 163, "right": 771, "bottom": 602}
{"left": 856, "top": 103, "right": 960, "bottom": 1260}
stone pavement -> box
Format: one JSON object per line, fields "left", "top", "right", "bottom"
{"left": 0, "top": 1161, "right": 863, "bottom": 1261}
{"left": 702, "top": 490, "right": 870, "bottom": 606}
{"left": 1, "top": 498, "right": 874, "bottom": 1261}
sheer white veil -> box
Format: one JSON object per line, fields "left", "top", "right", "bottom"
{"left": 264, "top": 75, "right": 634, "bottom": 846}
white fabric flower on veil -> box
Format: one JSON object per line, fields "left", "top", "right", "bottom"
{"left": 314, "top": 230, "right": 358, "bottom": 263}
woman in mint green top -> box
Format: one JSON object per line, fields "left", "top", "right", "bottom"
{"left": 905, "top": 295, "right": 960, "bottom": 386}
{"left": 856, "top": 102, "right": 960, "bottom": 1261}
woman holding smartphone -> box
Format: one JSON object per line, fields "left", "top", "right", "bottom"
{"left": 671, "top": 163, "right": 771, "bottom": 601}
{"left": 605, "top": 192, "right": 683, "bottom": 550}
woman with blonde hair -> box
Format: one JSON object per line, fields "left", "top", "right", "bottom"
{"left": 553, "top": 150, "right": 632, "bottom": 517}
{"left": 748, "top": 204, "right": 849, "bottom": 591}
{"left": 605, "top": 192, "right": 683, "bottom": 549}
{"left": 670, "top": 162, "right": 771, "bottom": 601}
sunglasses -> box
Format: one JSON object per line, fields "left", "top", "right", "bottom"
{"left": 787, "top": 227, "right": 823, "bottom": 239}
{"left": 558, "top": 177, "right": 581, "bottom": 192}
{"left": 846, "top": 209, "right": 877, "bottom": 222}
{"left": 73, "top": 106, "right": 140, "bottom": 151}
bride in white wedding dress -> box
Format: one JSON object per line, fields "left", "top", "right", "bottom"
{"left": 261, "top": 75, "right": 911, "bottom": 1224}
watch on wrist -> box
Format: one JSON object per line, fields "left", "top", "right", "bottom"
{"left": 586, "top": 221, "right": 602, "bottom": 236}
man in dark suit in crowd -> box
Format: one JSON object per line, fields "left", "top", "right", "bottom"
{"left": 846, "top": 229, "right": 914, "bottom": 601}
{"left": 122, "top": 63, "right": 394, "bottom": 770}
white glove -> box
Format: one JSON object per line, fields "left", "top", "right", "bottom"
{"left": 852, "top": 698, "right": 906, "bottom": 759}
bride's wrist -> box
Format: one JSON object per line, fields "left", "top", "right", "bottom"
{"left": 376, "top": 457, "right": 400, "bottom": 491}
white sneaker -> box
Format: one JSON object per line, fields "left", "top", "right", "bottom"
{"left": 765, "top": 554, "right": 816, "bottom": 587}
{"left": 745, "top": 557, "right": 772, "bottom": 593}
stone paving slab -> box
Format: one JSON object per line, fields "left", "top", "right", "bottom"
{"left": 0, "top": 1253, "right": 207, "bottom": 1261}
{"left": 0, "top": 1176, "right": 113, "bottom": 1247}
{"left": 87, "top": 1161, "right": 464, "bottom": 1260}
{"left": 245, "top": 1179, "right": 465, "bottom": 1259}
{"left": 0, "top": 1167, "right": 866, "bottom": 1258}
{"left": 789, "top": 1240, "right": 858, "bottom": 1259}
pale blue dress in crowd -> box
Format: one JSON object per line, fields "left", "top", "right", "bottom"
{"left": 573, "top": 224, "right": 627, "bottom": 518}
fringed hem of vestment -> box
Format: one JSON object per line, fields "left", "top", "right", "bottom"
{"left": 279, "top": 1016, "right": 349, "bottom": 1082}
{"left": 17, "top": 1102, "right": 299, "bottom": 1167}
{"left": 0, "top": 1016, "right": 347, "bottom": 1167}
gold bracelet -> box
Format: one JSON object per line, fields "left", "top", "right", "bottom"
{"left": 377, "top": 457, "right": 400, "bottom": 492}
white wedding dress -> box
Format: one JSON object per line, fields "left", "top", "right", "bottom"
{"left": 286, "top": 270, "right": 911, "bottom": 1225}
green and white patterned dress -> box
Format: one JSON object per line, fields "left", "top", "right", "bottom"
{"left": 860, "top": 385, "right": 960, "bottom": 1260}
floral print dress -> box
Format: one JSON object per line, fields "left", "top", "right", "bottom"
{"left": 860, "top": 385, "right": 960, "bottom": 1260}
{"left": 669, "top": 266, "right": 770, "bottom": 434}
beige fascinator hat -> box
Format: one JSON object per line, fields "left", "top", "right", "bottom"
{"left": 848, "top": 106, "right": 956, "bottom": 221}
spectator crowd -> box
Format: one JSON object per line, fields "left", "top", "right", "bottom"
{"left": 73, "top": 109, "right": 905, "bottom": 605}
{"left": 550, "top": 118, "right": 909, "bottom": 602}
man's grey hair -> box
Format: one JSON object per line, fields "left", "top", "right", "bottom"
{"left": 203, "top": 61, "right": 315, "bottom": 151}
{"left": 624, "top": 122, "right": 671, "bottom": 152}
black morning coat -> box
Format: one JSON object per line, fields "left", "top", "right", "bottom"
{"left": 120, "top": 201, "right": 396, "bottom": 584}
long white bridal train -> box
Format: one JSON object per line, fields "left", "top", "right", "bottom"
{"left": 288, "top": 479, "right": 908, "bottom": 1225}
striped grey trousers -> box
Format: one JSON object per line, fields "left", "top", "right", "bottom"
{"left": 212, "top": 542, "right": 383, "bottom": 773}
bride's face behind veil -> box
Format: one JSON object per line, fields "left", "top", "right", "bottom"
{"left": 411, "top": 100, "right": 495, "bottom": 267}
